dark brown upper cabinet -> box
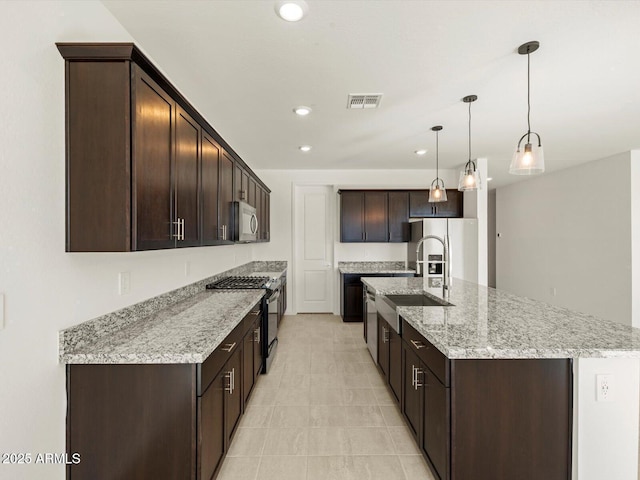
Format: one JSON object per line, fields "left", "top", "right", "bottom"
{"left": 339, "top": 190, "right": 409, "bottom": 243}
{"left": 409, "top": 189, "right": 463, "bottom": 218}
{"left": 58, "top": 42, "right": 270, "bottom": 251}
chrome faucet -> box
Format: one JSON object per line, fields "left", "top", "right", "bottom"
{"left": 416, "top": 235, "right": 450, "bottom": 299}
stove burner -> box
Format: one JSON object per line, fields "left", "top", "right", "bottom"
{"left": 206, "top": 276, "right": 269, "bottom": 290}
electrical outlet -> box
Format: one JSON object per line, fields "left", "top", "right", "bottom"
{"left": 596, "top": 374, "right": 614, "bottom": 402}
{"left": 118, "top": 272, "right": 131, "bottom": 295}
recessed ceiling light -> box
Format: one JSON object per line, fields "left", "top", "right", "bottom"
{"left": 415, "top": 149, "right": 427, "bottom": 156}
{"left": 275, "top": 1, "right": 308, "bottom": 22}
{"left": 487, "top": 177, "right": 493, "bottom": 181}
{"left": 293, "top": 106, "right": 312, "bottom": 116}
{"left": 299, "top": 145, "right": 312, "bottom": 152}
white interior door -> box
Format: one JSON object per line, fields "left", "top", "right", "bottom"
{"left": 294, "top": 185, "right": 334, "bottom": 313}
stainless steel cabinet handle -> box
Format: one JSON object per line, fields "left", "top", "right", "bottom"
{"left": 225, "top": 369, "right": 234, "bottom": 394}
{"left": 254, "top": 327, "right": 260, "bottom": 343}
{"left": 415, "top": 367, "right": 423, "bottom": 389}
{"left": 231, "top": 367, "right": 235, "bottom": 393}
{"left": 411, "top": 365, "right": 416, "bottom": 388}
{"left": 181, "top": 218, "right": 185, "bottom": 240}
{"left": 173, "top": 219, "right": 181, "bottom": 239}
{"left": 221, "top": 342, "right": 236, "bottom": 352}
{"left": 382, "top": 326, "right": 389, "bottom": 343}
{"left": 410, "top": 339, "right": 427, "bottom": 350}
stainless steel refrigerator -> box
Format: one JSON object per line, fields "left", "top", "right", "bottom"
{"left": 408, "top": 218, "right": 478, "bottom": 285}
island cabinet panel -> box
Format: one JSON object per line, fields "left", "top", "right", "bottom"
{"left": 450, "top": 359, "right": 572, "bottom": 480}
{"left": 377, "top": 315, "right": 390, "bottom": 379}
{"left": 388, "top": 326, "right": 402, "bottom": 403}
{"left": 67, "top": 364, "right": 197, "bottom": 480}
{"left": 400, "top": 318, "right": 572, "bottom": 480}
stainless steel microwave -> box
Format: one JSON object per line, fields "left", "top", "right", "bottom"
{"left": 233, "top": 201, "right": 258, "bottom": 242}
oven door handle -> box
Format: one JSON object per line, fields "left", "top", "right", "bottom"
{"left": 267, "top": 289, "right": 280, "bottom": 303}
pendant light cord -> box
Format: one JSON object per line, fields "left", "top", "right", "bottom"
{"left": 468, "top": 101, "right": 472, "bottom": 161}
{"left": 436, "top": 130, "right": 439, "bottom": 181}
{"left": 527, "top": 50, "right": 531, "bottom": 142}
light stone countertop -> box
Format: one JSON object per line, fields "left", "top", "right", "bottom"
{"left": 338, "top": 261, "right": 415, "bottom": 275}
{"left": 361, "top": 277, "right": 640, "bottom": 359}
{"left": 60, "top": 290, "right": 265, "bottom": 364}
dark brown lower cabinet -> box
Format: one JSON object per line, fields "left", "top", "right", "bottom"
{"left": 377, "top": 315, "right": 401, "bottom": 405}
{"left": 341, "top": 273, "right": 414, "bottom": 322}
{"left": 199, "top": 367, "right": 225, "bottom": 480}
{"left": 66, "top": 302, "right": 263, "bottom": 480}
{"left": 400, "top": 318, "right": 572, "bottom": 480}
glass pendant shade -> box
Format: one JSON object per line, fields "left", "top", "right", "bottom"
{"left": 429, "top": 179, "right": 448, "bottom": 202}
{"left": 458, "top": 163, "right": 482, "bottom": 191}
{"left": 509, "top": 140, "right": 544, "bottom": 175}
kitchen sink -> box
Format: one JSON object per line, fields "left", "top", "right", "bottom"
{"left": 376, "top": 293, "right": 453, "bottom": 335}
{"left": 384, "top": 294, "right": 453, "bottom": 307}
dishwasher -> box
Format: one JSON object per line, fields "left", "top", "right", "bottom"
{"left": 365, "top": 286, "right": 378, "bottom": 362}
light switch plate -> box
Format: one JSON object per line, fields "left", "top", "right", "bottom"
{"left": 118, "top": 272, "right": 131, "bottom": 295}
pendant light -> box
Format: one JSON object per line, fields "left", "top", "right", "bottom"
{"left": 458, "top": 95, "right": 481, "bottom": 191}
{"left": 510, "top": 41, "right": 544, "bottom": 175}
{"left": 428, "top": 126, "right": 447, "bottom": 203}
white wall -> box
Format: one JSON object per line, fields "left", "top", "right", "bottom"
{"left": 496, "top": 152, "right": 632, "bottom": 325}
{"left": 632, "top": 151, "right": 640, "bottom": 328}
{"left": 0, "top": 3, "right": 257, "bottom": 479}
{"left": 253, "top": 168, "right": 462, "bottom": 314}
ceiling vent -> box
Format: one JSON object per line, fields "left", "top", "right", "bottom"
{"left": 347, "top": 94, "right": 382, "bottom": 109}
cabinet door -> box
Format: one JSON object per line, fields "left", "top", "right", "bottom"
{"left": 201, "top": 131, "right": 220, "bottom": 245}
{"left": 409, "top": 190, "right": 434, "bottom": 218}
{"left": 388, "top": 191, "right": 409, "bottom": 242}
{"left": 402, "top": 342, "right": 423, "bottom": 442}
{"left": 175, "top": 107, "right": 201, "bottom": 247}
{"left": 377, "top": 316, "right": 389, "bottom": 378}
{"left": 219, "top": 152, "right": 234, "bottom": 243}
{"left": 199, "top": 371, "right": 225, "bottom": 480}
{"left": 340, "top": 191, "right": 365, "bottom": 242}
{"left": 364, "top": 191, "right": 388, "bottom": 242}
{"left": 248, "top": 177, "right": 257, "bottom": 207}
{"left": 253, "top": 319, "right": 262, "bottom": 378}
{"left": 434, "top": 189, "right": 463, "bottom": 218}
{"left": 422, "top": 369, "right": 449, "bottom": 480}
{"left": 264, "top": 192, "right": 270, "bottom": 241}
{"left": 233, "top": 164, "right": 244, "bottom": 202}
{"left": 242, "top": 328, "right": 254, "bottom": 404}
{"left": 132, "top": 67, "right": 175, "bottom": 250}
{"left": 254, "top": 186, "right": 263, "bottom": 241}
{"left": 225, "top": 347, "right": 243, "bottom": 446}
{"left": 388, "top": 327, "right": 402, "bottom": 404}
{"left": 343, "top": 283, "right": 364, "bottom": 322}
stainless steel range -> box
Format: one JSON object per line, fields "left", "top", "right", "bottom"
{"left": 206, "top": 275, "right": 281, "bottom": 373}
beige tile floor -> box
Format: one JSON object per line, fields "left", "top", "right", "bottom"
{"left": 217, "top": 313, "right": 436, "bottom": 480}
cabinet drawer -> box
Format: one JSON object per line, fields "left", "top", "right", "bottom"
{"left": 402, "top": 320, "right": 449, "bottom": 386}
{"left": 199, "top": 324, "right": 244, "bottom": 396}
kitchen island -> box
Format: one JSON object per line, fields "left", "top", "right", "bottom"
{"left": 362, "top": 276, "right": 640, "bottom": 480}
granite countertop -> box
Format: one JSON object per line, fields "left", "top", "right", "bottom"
{"left": 338, "top": 261, "right": 415, "bottom": 275}
{"left": 361, "top": 277, "right": 640, "bottom": 359}
{"left": 59, "top": 260, "right": 288, "bottom": 365}
{"left": 60, "top": 290, "right": 265, "bottom": 364}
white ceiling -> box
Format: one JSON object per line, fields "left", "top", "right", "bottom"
{"left": 102, "top": 0, "right": 640, "bottom": 188}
